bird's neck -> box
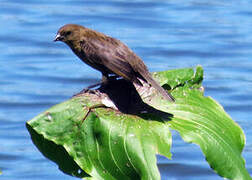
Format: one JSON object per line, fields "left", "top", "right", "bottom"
{"left": 66, "top": 40, "right": 82, "bottom": 53}
{"left": 65, "top": 40, "right": 84, "bottom": 61}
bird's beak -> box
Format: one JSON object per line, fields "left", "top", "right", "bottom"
{"left": 54, "top": 34, "right": 63, "bottom": 42}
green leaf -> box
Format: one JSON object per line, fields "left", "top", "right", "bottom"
{"left": 27, "top": 97, "right": 172, "bottom": 180}
{"left": 26, "top": 66, "right": 251, "bottom": 180}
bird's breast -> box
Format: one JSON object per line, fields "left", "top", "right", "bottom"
{"left": 70, "top": 46, "right": 111, "bottom": 74}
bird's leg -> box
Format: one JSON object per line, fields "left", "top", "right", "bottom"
{"left": 80, "top": 73, "right": 113, "bottom": 91}
{"left": 73, "top": 74, "right": 118, "bottom": 97}
{"left": 79, "top": 82, "right": 102, "bottom": 93}
{"left": 73, "top": 84, "right": 101, "bottom": 97}
{"left": 102, "top": 73, "right": 119, "bottom": 83}
{"left": 99, "top": 73, "right": 118, "bottom": 86}
{"left": 73, "top": 75, "right": 105, "bottom": 97}
{"left": 101, "top": 74, "right": 109, "bottom": 84}
{"left": 81, "top": 104, "right": 106, "bottom": 124}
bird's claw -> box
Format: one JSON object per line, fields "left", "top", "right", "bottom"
{"left": 72, "top": 88, "right": 95, "bottom": 97}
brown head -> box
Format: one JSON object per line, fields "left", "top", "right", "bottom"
{"left": 54, "top": 24, "right": 85, "bottom": 44}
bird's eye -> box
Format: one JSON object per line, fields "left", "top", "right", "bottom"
{"left": 65, "top": 31, "right": 71, "bottom": 36}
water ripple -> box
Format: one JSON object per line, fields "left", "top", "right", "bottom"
{"left": 0, "top": 0, "right": 252, "bottom": 179}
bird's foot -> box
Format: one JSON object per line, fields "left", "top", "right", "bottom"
{"left": 72, "top": 82, "right": 103, "bottom": 97}
{"left": 72, "top": 88, "right": 92, "bottom": 97}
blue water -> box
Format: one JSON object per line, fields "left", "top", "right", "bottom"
{"left": 0, "top": 0, "right": 252, "bottom": 179}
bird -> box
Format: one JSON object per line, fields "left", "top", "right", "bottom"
{"left": 54, "top": 24, "right": 175, "bottom": 102}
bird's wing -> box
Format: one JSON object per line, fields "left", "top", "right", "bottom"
{"left": 81, "top": 37, "right": 143, "bottom": 85}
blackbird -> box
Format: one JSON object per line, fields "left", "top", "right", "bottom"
{"left": 54, "top": 24, "right": 175, "bottom": 102}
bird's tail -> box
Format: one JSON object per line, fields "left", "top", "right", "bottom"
{"left": 143, "top": 73, "right": 175, "bottom": 102}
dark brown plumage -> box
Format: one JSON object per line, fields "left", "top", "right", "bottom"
{"left": 54, "top": 24, "right": 175, "bottom": 102}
